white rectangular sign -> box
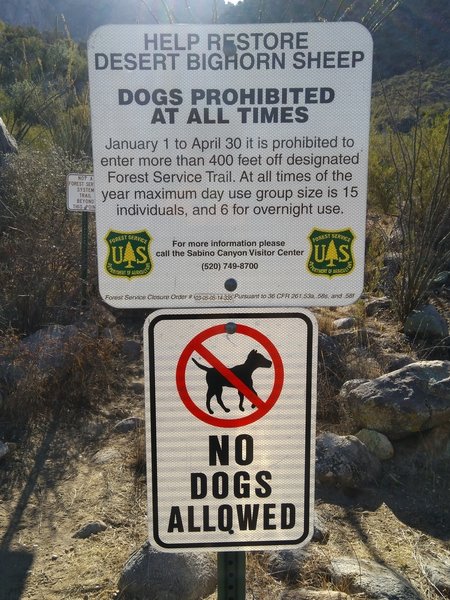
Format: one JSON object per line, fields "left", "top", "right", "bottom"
{"left": 144, "top": 308, "right": 317, "bottom": 552}
{"left": 88, "top": 23, "right": 372, "bottom": 308}
{"left": 66, "top": 173, "right": 95, "bottom": 212}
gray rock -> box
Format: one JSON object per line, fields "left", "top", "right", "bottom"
{"left": 329, "top": 557, "right": 422, "bottom": 599}
{"left": 384, "top": 353, "right": 415, "bottom": 372}
{"left": 429, "top": 271, "right": 450, "bottom": 291}
{"left": 72, "top": 520, "right": 107, "bottom": 539}
{"left": 316, "top": 432, "right": 381, "bottom": 489}
{"left": 356, "top": 429, "right": 394, "bottom": 460}
{"left": 281, "top": 591, "right": 351, "bottom": 600}
{"left": 312, "top": 511, "right": 330, "bottom": 544}
{"left": 332, "top": 328, "right": 371, "bottom": 349}
{"left": 366, "top": 297, "right": 391, "bottom": 317}
{"left": 118, "top": 542, "right": 216, "bottom": 600}
{"left": 333, "top": 317, "right": 357, "bottom": 330}
{"left": 93, "top": 448, "right": 121, "bottom": 464}
{"left": 404, "top": 305, "right": 448, "bottom": 340}
{"left": 340, "top": 379, "right": 369, "bottom": 395}
{"left": 429, "top": 376, "right": 450, "bottom": 399}
{"left": 422, "top": 552, "right": 450, "bottom": 594}
{"left": 266, "top": 547, "right": 312, "bottom": 583}
{"left": 0, "top": 441, "right": 9, "bottom": 460}
{"left": 114, "top": 417, "right": 144, "bottom": 433}
{"left": 341, "top": 361, "right": 450, "bottom": 439}
{"left": 0, "top": 117, "right": 18, "bottom": 154}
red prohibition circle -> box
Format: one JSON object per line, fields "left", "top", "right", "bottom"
{"left": 176, "top": 323, "right": 284, "bottom": 428}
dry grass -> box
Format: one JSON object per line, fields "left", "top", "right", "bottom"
{"left": 2, "top": 330, "right": 122, "bottom": 422}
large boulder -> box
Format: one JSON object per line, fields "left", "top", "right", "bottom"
{"left": 340, "top": 361, "right": 450, "bottom": 439}
{"left": 266, "top": 547, "right": 311, "bottom": 583}
{"left": 328, "top": 557, "right": 422, "bottom": 600}
{"left": 316, "top": 432, "right": 381, "bottom": 488}
{"left": 404, "top": 305, "right": 448, "bottom": 340}
{"left": 118, "top": 542, "right": 217, "bottom": 600}
{"left": 281, "top": 592, "right": 351, "bottom": 600}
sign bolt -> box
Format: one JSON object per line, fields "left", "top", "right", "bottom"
{"left": 225, "top": 322, "right": 237, "bottom": 335}
{"left": 225, "top": 278, "right": 237, "bottom": 291}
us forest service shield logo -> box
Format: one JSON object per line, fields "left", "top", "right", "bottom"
{"left": 307, "top": 229, "right": 355, "bottom": 277}
{"left": 105, "top": 230, "right": 153, "bottom": 278}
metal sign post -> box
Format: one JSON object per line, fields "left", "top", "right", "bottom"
{"left": 81, "top": 211, "right": 89, "bottom": 304}
{"left": 66, "top": 173, "right": 95, "bottom": 304}
{"left": 218, "top": 552, "right": 246, "bottom": 600}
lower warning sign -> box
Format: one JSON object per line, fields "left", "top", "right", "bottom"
{"left": 144, "top": 307, "right": 317, "bottom": 552}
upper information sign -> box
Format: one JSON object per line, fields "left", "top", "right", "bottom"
{"left": 88, "top": 23, "right": 373, "bottom": 308}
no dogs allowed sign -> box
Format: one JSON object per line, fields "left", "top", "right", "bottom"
{"left": 144, "top": 308, "right": 317, "bottom": 552}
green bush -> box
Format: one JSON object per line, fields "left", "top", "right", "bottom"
{"left": 392, "top": 113, "right": 450, "bottom": 320}
{"left": 368, "top": 110, "right": 450, "bottom": 320}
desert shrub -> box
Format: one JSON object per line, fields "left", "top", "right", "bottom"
{"left": 387, "top": 112, "right": 450, "bottom": 320}
{"left": 368, "top": 132, "right": 398, "bottom": 214}
{"left": 0, "top": 22, "right": 89, "bottom": 148}
{"left": 369, "top": 89, "right": 450, "bottom": 321}
{"left": 47, "top": 98, "right": 92, "bottom": 158}
{"left": 0, "top": 147, "right": 95, "bottom": 333}
{"left": 1, "top": 328, "right": 121, "bottom": 421}
{"left": 364, "top": 214, "right": 391, "bottom": 295}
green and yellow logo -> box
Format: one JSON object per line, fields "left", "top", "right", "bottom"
{"left": 307, "top": 228, "right": 355, "bottom": 277}
{"left": 105, "top": 230, "right": 153, "bottom": 278}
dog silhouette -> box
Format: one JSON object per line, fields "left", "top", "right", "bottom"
{"left": 192, "top": 349, "right": 272, "bottom": 414}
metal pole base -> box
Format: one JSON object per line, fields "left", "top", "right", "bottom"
{"left": 217, "top": 551, "right": 246, "bottom": 600}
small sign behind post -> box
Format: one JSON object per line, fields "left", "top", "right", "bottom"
{"left": 88, "top": 22, "right": 373, "bottom": 308}
{"left": 66, "top": 173, "right": 95, "bottom": 212}
{"left": 144, "top": 308, "right": 317, "bottom": 552}
{"left": 66, "top": 173, "right": 95, "bottom": 303}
